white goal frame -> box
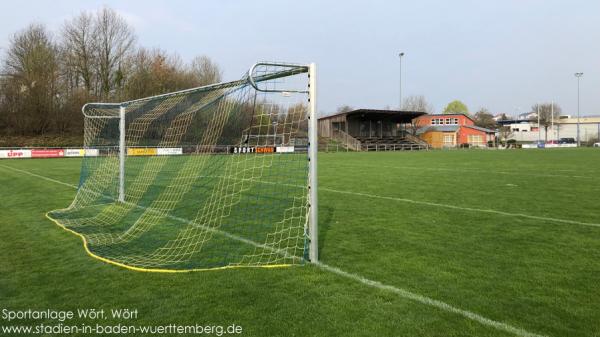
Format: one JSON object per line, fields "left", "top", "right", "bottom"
{"left": 81, "top": 62, "right": 319, "bottom": 263}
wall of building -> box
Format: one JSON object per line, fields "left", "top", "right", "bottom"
{"left": 320, "top": 114, "right": 409, "bottom": 139}
{"left": 318, "top": 115, "right": 347, "bottom": 138}
{"left": 457, "top": 127, "right": 489, "bottom": 146}
{"left": 508, "top": 122, "right": 600, "bottom": 142}
{"left": 421, "top": 131, "right": 457, "bottom": 148}
{"left": 415, "top": 114, "right": 474, "bottom": 128}
{"left": 421, "top": 131, "right": 442, "bottom": 148}
{"left": 420, "top": 128, "right": 492, "bottom": 148}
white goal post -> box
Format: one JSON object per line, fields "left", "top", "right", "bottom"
{"left": 308, "top": 63, "right": 318, "bottom": 262}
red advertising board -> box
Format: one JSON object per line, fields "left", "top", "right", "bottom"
{"left": 31, "top": 149, "right": 65, "bottom": 158}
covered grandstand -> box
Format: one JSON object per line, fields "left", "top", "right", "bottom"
{"left": 318, "top": 109, "right": 428, "bottom": 151}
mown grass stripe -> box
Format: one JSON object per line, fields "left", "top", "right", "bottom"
{"left": 2, "top": 163, "right": 597, "bottom": 228}
{"left": 320, "top": 187, "right": 600, "bottom": 228}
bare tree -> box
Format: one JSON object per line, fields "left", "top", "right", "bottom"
{"left": 0, "top": 6, "right": 227, "bottom": 142}
{"left": 498, "top": 126, "right": 513, "bottom": 146}
{"left": 94, "top": 7, "right": 136, "bottom": 99}
{"left": 530, "top": 103, "right": 562, "bottom": 142}
{"left": 335, "top": 105, "right": 353, "bottom": 114}
{"left": 401, "top": 95, "right": 434, "bottom": 113}
{"left": 473, "top": 107, "right": 496, "bottom": 129}
{"left": 2, "top": 24, "right": 60, "bottom": 135}
{"left": 401, "top": 96, "right": 433, "bottom": 136}
{"left": 125, "top": 48, "right": 215, "bottom": 99}
{"left": 62, "top": 12, "right": 97, "bottom": 93}
{"left": 189, "top": 55, "right": 222, "bottom": 86}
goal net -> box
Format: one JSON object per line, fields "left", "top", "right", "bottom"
{"left": 47, "top": 62, "right": 317, "bottom": 272}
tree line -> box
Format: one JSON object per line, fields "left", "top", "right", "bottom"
{"left": 0, "top": 7, "right": 222, "bottom": 138}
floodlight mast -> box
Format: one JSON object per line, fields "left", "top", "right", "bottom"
{"left": 398, "top": 52, "right": 405, "bottom": 109}
{"left": 574, "top": 72, "right": 583, "bottom": 147}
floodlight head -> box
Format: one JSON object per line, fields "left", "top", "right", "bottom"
{"left": 574, "top": 72, "right": 584, "bottom": 77}
{"left": 399, "top": 52, "right": 405, "bottom": 57}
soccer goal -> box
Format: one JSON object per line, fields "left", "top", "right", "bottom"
{"left": 47, "top": 62, "right": 318, "bottom": 272}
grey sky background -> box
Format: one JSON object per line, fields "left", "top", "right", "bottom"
{"left": 1, "top": 0, "right": 598, "bottom": 116}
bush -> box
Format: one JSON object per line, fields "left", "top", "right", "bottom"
{"left": 585, "top": 138, "right": 599, "bottom": 147}
{"left": 0, "top": 135, "right": 83, "bottom": 147}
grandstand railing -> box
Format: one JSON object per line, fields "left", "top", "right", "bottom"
{"left": 331, "top": 129, "right": 362, "bottom": 151}
{"left": 361, "top": 143, "right": 429, "bottom": 151}
{"left": 404, "top": 133, "right": 431, "bottom": 148}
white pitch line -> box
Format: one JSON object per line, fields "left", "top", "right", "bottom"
{"left": 0, "top": 164, "right": 79, "bottom": 189}
{"left": 315, "top": 262, "right": 547, "bottom": 337}
{"left": 5, "top": 163, "right": 595, "bottom": 229}
{"left": 195, "top": 176, "right": 600, "bottom": 228}
{"left": 331, "top": 162, "right": 597, "bottom": 180}
{"left": 0, "top": 162, "right": 548, "bottom": 337}
{"left": 321, "top": 187, "right": 600, "bottom": 228}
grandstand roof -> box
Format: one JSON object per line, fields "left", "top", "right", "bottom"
{"left": 319, "top": 109, "right": 425, "bottom": 123}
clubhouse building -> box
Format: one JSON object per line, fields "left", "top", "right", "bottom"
{"left": 414, "top": 114, "right": 496, "bottom": 148}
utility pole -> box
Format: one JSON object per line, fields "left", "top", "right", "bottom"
{"left": 398, "top": 52, "right": 404, "bottom": 109}
{"left": 575, "top": 72, "right": 583, "bottom": 146}
{"left": 551, "top": 101, "right": 554, "bottom": 142}
{"left": 537, "top": 104, "right": 541, "bottom": 145}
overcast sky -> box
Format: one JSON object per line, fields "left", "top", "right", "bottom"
{"left": 1, "top": 0, "right": 598, "bottom": 116}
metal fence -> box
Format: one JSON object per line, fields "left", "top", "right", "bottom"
{"left": 321, "top": 143, "right": 429, "bottom": 152}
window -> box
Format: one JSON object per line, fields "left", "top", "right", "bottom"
{"left": 467, "top": 135, "right": 483, "bottom": 146}
{"left": 453, "top": 118, "right": 459, "bottom": 125}
{"left": 445, "top": 118, "right": 451, "bottom": 125}
{"left": 443, "top": 134, "right": 454, "bottom": 145}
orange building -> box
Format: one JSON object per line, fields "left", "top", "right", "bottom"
{"left": 414, "top": 114, "right": 495, "bottom": 148}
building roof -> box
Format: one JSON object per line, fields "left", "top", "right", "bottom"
{"left": 319, "top": 109, "right": 426, "bottom": 123}
{"left": 496, "top": 119, "right": 528, "bottom": 125}
{"left": 497, "top": 116, "right": 600, "bottom": 125}
{"left": 416, "top": 124, "right": 495, "bottom": 135}
{"left": 418, "top": 113, "right": 474, "bottom": 121}
{"left": 464, "top": 125, "right": 496, "bottom": 133}
{"left": 416, "top": 125, "right": 459, "bottom": 134}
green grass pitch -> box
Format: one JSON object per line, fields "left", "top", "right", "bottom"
{"left": 1, "top": 149, "right": 599, "bottom": 336}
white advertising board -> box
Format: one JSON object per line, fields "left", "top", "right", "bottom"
{"left": 85, "top": 149, "right": 99, "bottom": 157}
{"left": 276, "top": 146, "right": 295, "bottom": 153}
{"left": 156, "top": 148, "right": 183, "bottom": 156}
{"left": 0, "top": 149, "right": 32, "bottom": 159}
{"left": 65, "top": 149, "right": 85, "bottom": 157}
